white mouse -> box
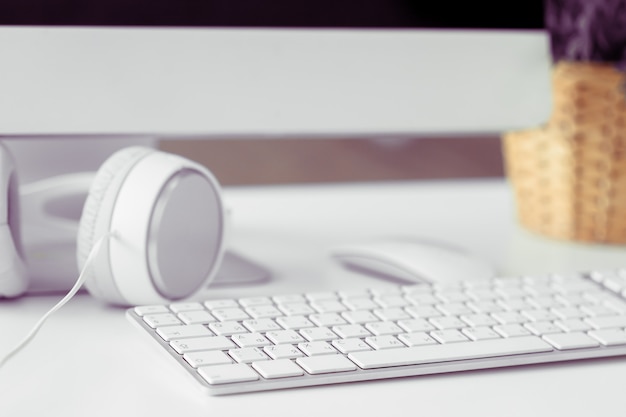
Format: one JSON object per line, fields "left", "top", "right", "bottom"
{"left": 331, "top": 237, "right": 495, "bottom": 285}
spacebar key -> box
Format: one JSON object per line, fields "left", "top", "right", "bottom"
{"left": 348, "top": 336, "right": 552, "bottom": 369}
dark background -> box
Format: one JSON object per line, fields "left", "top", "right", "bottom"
{"left": 1, "top": 0, "right": 544, "bottom": 29}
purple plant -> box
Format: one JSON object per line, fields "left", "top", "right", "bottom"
{"left": 546, "top": 0, "right": 626, "bottom": 69}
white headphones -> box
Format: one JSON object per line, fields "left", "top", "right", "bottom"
{"left": 0, "top": 143, "right": 29, "bottom": 297}
{"left": 0, "top": 145, "right": 226, "bottom": 306}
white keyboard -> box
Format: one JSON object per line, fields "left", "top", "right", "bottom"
{"left": 126, "top": 270, "right": 626, "bottom": 395}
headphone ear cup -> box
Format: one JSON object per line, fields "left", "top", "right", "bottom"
{"left": 0, "top": 143, "right": 29, "bottom": 297}
{"left": 77, "top": 147, "right": 226, "bottom": 306}
{"left": 76, "top": 147, "right": 154, "bottom": 303}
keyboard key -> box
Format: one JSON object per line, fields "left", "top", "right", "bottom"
{"left": 466, "top": 289, "right": 500, "bottom": 301}
{"left": 554, "top": 294, "right": 588, "bottom": 306}
{"left": 208, "top": 321, "right": 248, "bottom": 336}
{"left": 370, "top": 287, "right": 403, "bottom": 297}
{"left": 169, "top": 302, "right": 204, "bottom": 313}
{"left": 279, "top": 303, "right": 315, "bottom": 316}
{"left": 332, "top": 324, "right": 371, "bottom": 339}
{"left": 542, "top": 332, "right": 600, "bottom": 350}
{"left": 429, "top": 316, "right": 466, "bottom": 330}
{"left": 524, "top": 321, "right": 563, "bottom": 336}
{"left": 406, "top": 306, "right": 442, "bottom": 319}
{"left": 310, "top": 300, "right": 347, "bottom": 313}
{"left": 493, "top": 324, "right": 532, "bottom": 338}
{"left": 550, "top": 307, "right": 586, "bottom": 320}
{"left": 460, "top": 313, "right": 498, "bottom": 327}
{"left": 585, "top": 315, "right": 626, "bottom": 329}
{"left": 238, "top": 297, "right": 273, "bottom": 307}
{"left": 275, "top": 316, "right": 315, "bottom": 330}
{"left": 524, "top": 284, "right": 558, "bottom": 297}
{"left": 497, "top": 298, "right": 532, "bottom": 311}
{"left": 526, "top": 296, "right": 560, "bottom": 309}
{"left": 134, "top": 305, "right": 169, "bottom": 316}
{"left": 244, "top": 305, "right": 283, "bottom": 319}
{"left": 183, "top": 351, "right": 233, "bottom": 368}
{"left": 398, "top": 332, "right": 438, "bottom": 347}
{"left": 300, "top": 327, "right": 338, "bottom": 342}
{"left": 466, "top": 301, "right": 503, "bottom": 314}
{"left": 177, "top": 310, "right": 217, "bottom": 325}
{"left": 242, "top": 318, "right": 282, "bottom": 333}
{"left": 170, "top": 336, "right": 236, "bottom": 353}
{"left": 342, "top": 297, "right": 379, "bottom": 311}
{"left": 263, "top": 344, "right": 304, "bottom": 360}
{"left": 435, "top": 291, "right": 469, "bottom": 303}
{"left": 397, "top": 318, "right": 436, "bottom": 333}
{"left": 341, "top": 310, "right": 379, "bottom": 324}
{"left": 436, "top": 302, "right": 474, "bottom": 316}
{"left": 310, "top": 313, "right": 347, "bottom": 327}
{"left": 521, "top": 309, "right": 558, "bottom": 322}
{"left": 204, "top": 299, "right": 239, "bottom": 309}
{"left": 198, "top": 364, "right": 259, "bottom": 385}
{"left": 430, "top": 329, "right": 469, "bottom": 344}
{"left": 491, "top": 312, "right": 528, "bottom": 324}
{"left": 349, "top": 336, "right": 553, "bottom": 369}
{"left": 553, "top": 281, "right": 598, "bottom": 294}
{"left": 211, "top": 308, "right": 250, "bottom": 322}
{"left": 305, "top": 291, "right": 339, "bottom": 301}
{"left": 272, "top": 294, "right": 306, "bottom": 304}
{"left": 298, "top": 341, "right": 337, "bottom": 356}
{"left": 582, "top": 291, "right": 614, "bottom": 304}
{"left": 588, "top": 329, "right": 626, "bottom": 346}
{"left": 365, "top": 335, "right": 405, "bottom": 350}
{"left": 228, "top": 347, "right": 269, "bottom": 363}
{"left": 554, "top": 319, "right": 591, "bottom": 332}
{"left": 580, "top": 304, "right": 619, "bottom": 317}
{"left": 373, "top": 308, "right": 412, "bottom": 321}
{"left": 495, "top": 287, "right": 527, "bottom": 299}
{"left": 252, "top": 359, "right": 305, "bottom": 379}
{"left": 374, "top": 295, "right": 410, "bottom": 308}
{"left": 364, "top": 321, "right": 403, "bottom": 336}
{"left": 461, "top": 326, "right": 501, "bottom": 341}
{"left": 331, "top": 338, "right": 373, "bottom": 354}
{"left": 266, "top": 330, "right": 306, "bottom": 345}
{"left": 338, "top": 289, "right": 372, "bottom": 298}
{"left": 143, "top": 313, "right": 182, "bottom": 328}
{"left": 231, "top": 333, "right": 272, "bottom": 348}
{"left": 405, "top": 293, "right": 439, "bottom": 305}
{"left": 296, "top": 354, "right": 357, "bottom": 375}
{"left": 156, "top": 324, "right": 212, "bottom": 341}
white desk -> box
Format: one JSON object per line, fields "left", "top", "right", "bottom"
{"left": 2, "top": 179, "right": 626, "bottom": 416}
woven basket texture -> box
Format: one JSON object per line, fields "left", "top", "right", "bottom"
{"left": 503, "top": 62, "right": 626, "bottom": 243}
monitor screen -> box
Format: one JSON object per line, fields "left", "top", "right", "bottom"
{"left": 0, "top": 1, "right": 550, "bottom": 136}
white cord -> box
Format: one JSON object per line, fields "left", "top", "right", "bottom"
{"left": 0, "top": 232, "right": 115, "bottom": 370}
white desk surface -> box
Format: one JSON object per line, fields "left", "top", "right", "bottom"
{"left": 2, "top": 179, "right": 626, "bottom": 416}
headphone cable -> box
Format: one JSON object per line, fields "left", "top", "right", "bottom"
{"left": 0, "top": 232, "right": 115, "bottom": 370}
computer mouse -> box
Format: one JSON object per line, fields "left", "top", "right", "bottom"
{"left": 330, "top": 237, "right": 495, "bottom": 285}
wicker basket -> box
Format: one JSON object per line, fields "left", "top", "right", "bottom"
{"left": 503, "top": 61, "right": 626, "bottom": 243}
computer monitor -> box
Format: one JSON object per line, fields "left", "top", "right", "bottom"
{"left": 0, "top": 1, "right": 550, "bottom": 138}
{"left": 0, "top": 1, "right": 550, "bottom": 292}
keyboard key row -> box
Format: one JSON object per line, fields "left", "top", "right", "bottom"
{"left": 142, "top": 298, "right": 624, "bottom": 332}
{"left": 129, "top": 271, "right": 626, "bottom": 393}
{"left": 171, "top": 321, "right": 626, "bottom": 361}
{"left": 156, "top": 310, "right": 626, "bottom": 346}
{"left": 137, "top": 286, "right": 626, "bottom": 321}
